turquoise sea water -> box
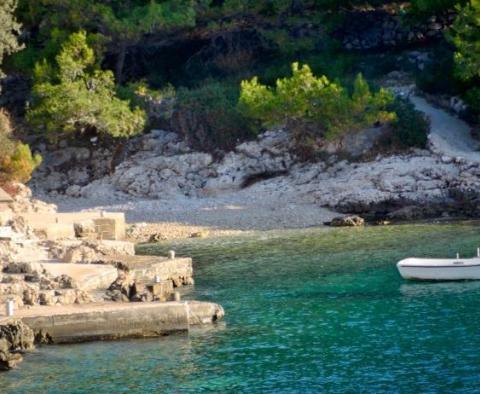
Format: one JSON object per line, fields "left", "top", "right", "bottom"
{"left": 3, "top": 223, "right": 480, "bottom": 393}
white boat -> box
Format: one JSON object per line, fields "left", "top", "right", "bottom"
{"left": 397, "top": 250, "right": 480, "bottom": 281}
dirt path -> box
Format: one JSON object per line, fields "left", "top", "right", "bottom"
{"left": 410, "top": 95, "right": 480, "bottom": 162}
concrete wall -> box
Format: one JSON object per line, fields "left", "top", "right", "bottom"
{"left": 18, "top": 301, "right": 224, "bottom": 343}
{"left": 20, "top": 212, "right": 126, "bottom": 241}
{"left": 93, "top": 218, "right": 125, "bottom": 241}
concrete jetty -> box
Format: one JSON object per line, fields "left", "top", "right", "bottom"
{"left": 19, "top": 211, "right": 126, "bottom": 241}
{"left": 108, "top": 254, "right": 194, "bottom": 284}
{"left": 0, "top": 301, "right": 224, "bottom": 344}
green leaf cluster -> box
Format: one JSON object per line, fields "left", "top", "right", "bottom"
{"left": 173, "top": 82, "right": 255, "bottom": 152}
{"left": 239, "top": 62, "right": 395, "bottom": 140}
{"left": 0, "top": 110, "right": 41, "bottom": 184}
{"left": 389, "top": 97, "right": 429, "bottom": 148}
{"left": 1, "top": 142, "right": 42, "bottom": 184}
{"left": 0, "top": 0, "right": 22, "bottom": 79}
{"left": 16, "top": 0, "right": 198, "bottom": 79}
{"left": 445, "top": 0, "right": 480, "bottom": 121}
{"left": 450, "top": 0, "right": 480, "bottom": 81}
{"left": 410, "top": 0, "right": 464, "bottom": 14}
{"left": 27, "top": 31, "right": 146, "bottom": 139}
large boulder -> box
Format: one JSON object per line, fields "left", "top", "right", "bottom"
{"left": 9, "top": 183, "right": 57, "bottom": 214}
{"left": 322, "top": 126, "right": 391, "bottom": 159}
{"left": 0, "top": 320, "right": 35, "bottom": 370}
{"left": 307, "top": 153, "right": 460, "bottom": 219}
{"left": 47, "top": 240, "right": 135, "bottom": 263}
{"left": 110, "top": 152, "right": 213, "bottom": 198}
{"left": 204, "top": 130, "right": 293, "bottom": 193}
{"left": 55, "top": 289, "right": 92, "bottom": 305}
{"left": 62, "top": 244, "right": 101, "bottom": 264}
{"left": 106, "top": 272, "right": 133, "bottom": 302}
{"left": 29, "top": 147, "right": 96, "bottom": 194}
{"left": 328, "top": 215, "right": 365, "bottom": 227}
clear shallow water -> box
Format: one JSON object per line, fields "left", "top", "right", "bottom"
{"left": 3, "top": 223, "right": 480, "bottom": 393}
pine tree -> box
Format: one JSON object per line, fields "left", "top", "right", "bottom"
{"left": 0, "top": 0, "right": 22, "bottom": 79}
{"left": 449, "top": 0, "right": 480, "bottom": 81}
{"left": 28, "top": 31, "right": 146, "bottom": 139}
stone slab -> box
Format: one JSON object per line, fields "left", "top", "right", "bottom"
{"left": 0, "top": 301, "right": 224, "bottom": 343}
{"left": 57, "top": 239, "right": 136, "bottom": 261}
{"left": 29, "top": 262, "right": 118, "bottom": 291}
{"left": 105, "top": 255, "right": 193, "bottom": 283}
{"left": 32, "top": 223, "right": 75, "bottom": 240}
{"left": 20, "top": 211, "right": 126, "bottom": 241}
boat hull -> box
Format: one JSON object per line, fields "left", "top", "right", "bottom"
{"left": 397, "top": 257, "right": 480, "bottom": 281}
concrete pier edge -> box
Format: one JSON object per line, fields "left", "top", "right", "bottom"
{"left": 1, "top": 301, "right": 225, "bottom": 344}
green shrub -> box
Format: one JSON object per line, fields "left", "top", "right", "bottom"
{"left": 0, "top": 109, "right": 41, "bottom": 184}
{"left": 27, "top": 31, "right": 146, "bottom": 141}
{"left": 172, "top": 82, "right": 255, "bottom": 152}
{"left": 117, "top": 80, "right": 176, "bottom": 125}
{"left": 239, "top": 62, "right": 395, "bottom": 144}
{"left": 0, "top": 142, "right": 42, "bottom": 184}
{"left": 415, "top": 45, "right": 464, "bottom": 95}
{"left": 0, "top": 0, "right": 22, "bottom": 80}
{"left": 388, "top": 97, "right": 429, "bottom": 148}
{"left": 410, "top": 0, "right": 465, "bottom": 14}
{"left": 0, "top": 109, "right": 15, "bottom": 159}
{"left": 446, "top": 0, "right": 480, "bottom": 122}
{"left": 449, "top": 0, "right": 480, "bottom": 82}
{"left": 464, "top": 87, "right": 480, "bottom": 113}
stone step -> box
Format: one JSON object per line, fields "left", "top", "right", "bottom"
{"left": 28, "top": 261, "right": 118, "bottom": 291}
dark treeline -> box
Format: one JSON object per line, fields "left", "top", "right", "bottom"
{"left": 0, "top": 0, "right": 478, "bottom": 183}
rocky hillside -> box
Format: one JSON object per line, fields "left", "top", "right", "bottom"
{"left": 29, "top": 85, "right": 480, "bottom": 224}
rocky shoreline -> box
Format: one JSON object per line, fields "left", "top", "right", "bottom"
{"left": 27, "top": 89, "right": 480, "bottom": 235}
{"left": 0, "top": 186, "right": 224, "bottom": 371}
{"left": 1, "top": 88, "right": 479, "bottom": 370}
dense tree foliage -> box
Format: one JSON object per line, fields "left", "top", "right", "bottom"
{"left": 411, "top": 0, "right": 465, "bottom": 13}
{"left": 388, "top": 97, "right": 429, "bottom": 148}
{"left": 172, "top": 82, "right": 255, "bottom": 152}
{"left": 0, "top": 1, "right": 41, "bottom": 185}
{"left": 16, "top": 0, "right": 198, "bottom": 81}
{"left": 0, "top": 0, "right": 22, "bottom": 80}
{"left": 450, "top": 0, "right": 480, "bottom": 81}
{"left": 0, "top": 0, "right": 475, "bottom": 160}
{"left": 239, "top": 63, "right": 395, "bottom": 140}
{"left": 448, "top": 0, "right": 480, "bottom": 116}
{"left": 27, "top": 31, "right": 146, "bottom": 140}
{"left": 0, "top": 110, "right": 41, "bottom": 184}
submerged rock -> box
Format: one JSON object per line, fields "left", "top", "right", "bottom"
{"left": 189, "top": 231, "right": 209, "bottom": 239}
{"left": 147, "top": 232, "right": 168, "bottom": 243}
{"left": 327, "top": 215, "right": 365, "bottom": 227}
